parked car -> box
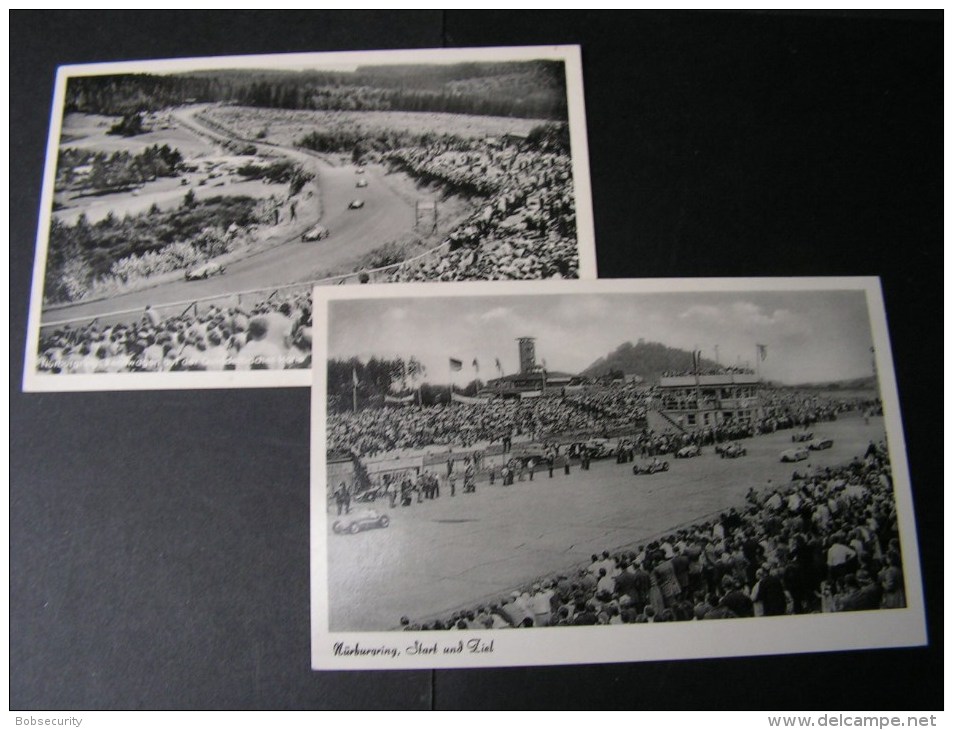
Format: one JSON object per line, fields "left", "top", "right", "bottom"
{"left": 808, "top": 437, "right": 834, "bottom": 450}
{"left": 356, "top": 178, "right": 368, "bottom": 188}
{"left": 719, "top": 443, "right": 747, "bottom": 459}
{"left": 507, "top": 450, "right": 547, "bottom": 469}
{"left": 348, "top": 199, "right": 365, "bottom": 210}
{"left": 332, "top": 509, "right": 390, "bottom": 535}
{"left": 185, "top": 261, "right": 226, "bottom": 281}
{"left": 302, "top": 224, "right": 330, "bottom": 242}
{"left": 675, "top": 444, "right": 701, "bottom": 459}
{"left": 780, "top": 447, "right": 810, "bottom": 463}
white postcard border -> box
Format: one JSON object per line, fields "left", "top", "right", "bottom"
{"left": 309, "top": 276, "right": 926, "bottom": 670}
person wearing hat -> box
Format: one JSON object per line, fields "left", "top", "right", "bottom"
{"left": 235, "top": 315, "right": 285, "bottom": 370}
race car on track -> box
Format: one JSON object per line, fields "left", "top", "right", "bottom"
{"left": 332, "top": 508, "right": 390, "bottom": 535}
{"left": 780, "top": 447, "right": 810, "bottom": 463}
{"left": 185, "top": 261, "right": 226, "bottom": 281}
{"left": 719, "top": 443, "right": 747, "bottom": 459}
{"left": 808, "top": 437, "right": 834, "bottom": 451}
{"left": 584, "top": 438, "right": 615, "bottom": 459}
{"left": 675, "top": 444, "right": 701, "bottom": 459}
{"left": 356, "top": 178, "right": 368, "bottom": 188}
{"left": 792, "top": 431, "right": 814, "bottom": 443}
{"left": 301, "top": 224, "right": 330, "bottom": 242}
{"left": 355, "top": 166, "right": 365, "bottom": 174}
{"left": 348, "top": 199, "right": 365, "bottom": 210}
{"left": 632, "top": 459, "right": 670, "bottom": 475}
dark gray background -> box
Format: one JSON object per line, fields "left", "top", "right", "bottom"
{"left": 10, "top": 10, "right": 942, "bottom": 709}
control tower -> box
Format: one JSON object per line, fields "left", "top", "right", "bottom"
{"left": 517, "top": 337, "right": 537, "bottom": 374}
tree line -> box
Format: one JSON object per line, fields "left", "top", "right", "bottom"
{"left": 63, "top": 61, "right": 568, "bottom": 121}
{"left": 328, "top": 356, "right": 491, "bottom": 413}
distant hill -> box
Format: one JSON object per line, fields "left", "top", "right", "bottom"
{"left": 782, "top": 375, "right": 879, "bottom": 391}
{"left": 582, "top": 340, "right": 720, "bottom": 383}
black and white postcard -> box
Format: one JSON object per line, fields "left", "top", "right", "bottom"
{"left": 310, "top": 278, "right": 925, "bottom": 669}
{"left": 23, "top": 45, "right": 595, "bottom": 391}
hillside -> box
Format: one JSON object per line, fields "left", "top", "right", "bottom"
{"left": 782, "top": 375, "right": 879, "bottom": 391}
{"left": 582, "top": 339, "right": 721, "bottom": 383}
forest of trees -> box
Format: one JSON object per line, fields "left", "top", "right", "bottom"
{"left": 63, "top": 61, "right": 569, "bottom": 121}
{"left": 327, "top": 356, "right": 488, "bottom": 413}
{"left": 55, "top": 144, "right": 183, "bottom": 194}
{"left": 44, "top": 195, "right": 259, "bottom": 302}
{"left": 328, "top": 356, "right": 423, "bottom": 413}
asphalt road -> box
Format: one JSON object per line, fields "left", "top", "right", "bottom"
{"left": 325, "top": 413, "right": 889, "bottom": 631}
{"left": 41, "top": 107, "right": 417, "bottom": 326}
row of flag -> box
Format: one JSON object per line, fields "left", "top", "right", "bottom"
{"left": 354, "top": 343, "right": 770, "bottom": 386}
{"left": 351, "top": 356, "right": 505, "bottom": 389}
{"left": 449, "top": 357, "right": 503, "bottom": 376}
{"left": 690, "top": 344, "right": 768, "bottom": 372}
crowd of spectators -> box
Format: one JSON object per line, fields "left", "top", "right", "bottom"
{"left": 661, "top": 366, "right": 756, "bottom": 377}
{"left": 327, "top": 378, "right": 869, "bottom": 460}
{"left": 382, "top": 136, "right": 578, "bottom": 282}
{"left": 37, "top": 291, "right": 312, "bottom": 373}
{"left": 328, "top": 385, "right": 651, "bottom": 458}
{"left": 397, "top": 443, "right": 906, "bottom": 630}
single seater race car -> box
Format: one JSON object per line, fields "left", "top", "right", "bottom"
{"left": 632, "top": 459, "right": 669, "bottom": 475}
{"left": 348, "top": 199, "right": 365, "bottom": 210}
{"left": 332, "top": 508, "right": 390, "bottom": 535}
{"left": 808, "top": 436, "right": 834, "bottom": 450}
{"left": 356, "top": 178, "right": 368, "bottom": 188}
{"left": 780, "top": 447, "right": 810, "bottom": 463}
{"left": 302, "top": 224, "right": 330, "bottom": 242}
{"left": 718, "top": 443, "right": 747, "bottom": 459}
{"left": 675, "top": 444, "right": 701, "bottom": 459}
{"left": 185, "top": 261, "right": 226, "bottom": 281}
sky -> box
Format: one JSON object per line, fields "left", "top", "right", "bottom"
{"left": 327, "top": 289, "right": 878, "bottom": 386}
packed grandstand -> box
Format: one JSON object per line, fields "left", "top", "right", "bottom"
{"left": 381, "top": 135, "right": 578, "bottom": 281}
{"left": 327, "top": 377, "right": 873, "bottom": 459}
{"left": 37, "top": 290, "right": 312, "bottom": 373}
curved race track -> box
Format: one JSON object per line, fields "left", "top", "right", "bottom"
{"left": 41, "top": 107, "right": 417, "bottom": 325}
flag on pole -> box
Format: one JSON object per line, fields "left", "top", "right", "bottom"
{"left": 691, "top": 350, "right": 701, "bottom": 372}
{"left": 449, "top": 358, "right": 463, "bottom": 372}
{"left": 757, "top": 344, "right": 768, "bottom": 362}
{"left": 495, "top": 358, "right": 503, "bottom": 376}
{"left": 472, "top": 358, "right": 479, "bottom": 373}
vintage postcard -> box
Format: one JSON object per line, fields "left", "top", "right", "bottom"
{"left": 310, "top": 277, "right": 925, "bottom": 669}
{"left": 22, "top": 45, "right": 595, "bottom": 391}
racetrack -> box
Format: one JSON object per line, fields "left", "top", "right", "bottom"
{"left": 41, "top": 107, "right": 417, "bottom": 326}
{"left": 325, "top": 413, "right": 889, "bottom": 631}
